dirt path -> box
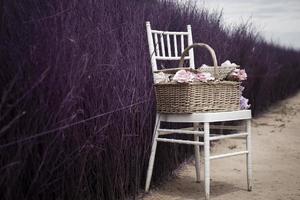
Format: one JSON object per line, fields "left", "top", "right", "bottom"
{"left": 143, "top": 92, "right": 300, "bottom": 200}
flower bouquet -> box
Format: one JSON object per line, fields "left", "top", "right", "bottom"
{"left": 153, "top": 43, "right": 250, "bottom": 113}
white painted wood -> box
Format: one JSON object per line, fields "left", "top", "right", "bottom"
{"left": 204, "top": 122, "right": 210, "bottom": 200}
{"left": 156, "top": 132, "right": 175, "bottom": 136}
{"left": 157, "top": 127, "right": 198, "bottom": 136}
{"left": 157, "top": 128, "right": 204, "bottom": 135}
{"left": 160, "top": 34, "right": 166, "bottom": 57}
{"left": 180, "top": 34, "right": 184, "bottom": 55}
{"left": 210, "top": 151, "right": 248, "bottom": 160}
{"left": 156, "top": 138, "right": 204, "bottom": 145}
{"left": 166, "top": 34, "right": 171, "bottom": 57}
{"left": 209, "top": 132, "right": 248, "bottom": 141}
{"left": 197, "top": 124, "right": 245, "bottom": 130}
{"left": 151, "top": 30, "right": 189, "bottom": 35}
{"left": 145, "top": 21, "right": 157, "bottom": 71}
{"left": 145, "top": 114, "right": 161, "bottom": 192}
{"left": 174, "top": 34, "right": 178, "bottom": 57}
{"left": 246, "top": 119, "right": 253, "bottom": 191}
{"left": 155, "top": 56, "right": 190, "bottom": 60}
{"left": 187, "top": 25, "right": 195, "bottom": 69}
{"left": 154, "top": 33, "right": 160, "bottom": 56}
{"left": 159, "top": 110, "right": 252, "bottom": 123}
{"left": 194, "top": 123, "right": 201, "bottom": 183}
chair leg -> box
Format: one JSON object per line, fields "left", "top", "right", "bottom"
{"left": 193, "top": 123, "right": 201, "bottom": 183}
{"left": 246, "top": 119, "right": 253, "bottom": 191}
{"left": 145, "top": 114, "right": 161, "bottom": 192}
{"left": 204, "top": 122, "right": 210, "bottom": 200}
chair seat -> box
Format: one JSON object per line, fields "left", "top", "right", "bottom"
{"left": 159, "top": 110, "right": 251, "bottom": 123}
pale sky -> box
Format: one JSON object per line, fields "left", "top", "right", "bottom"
{"left": 180, "top": 0, "right": 300, "bottom": 50}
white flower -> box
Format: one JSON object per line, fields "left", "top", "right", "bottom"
{"left": 240, "top": 96, "right": 251, "bottom": 109}
{"left": 154, "top": 72, "right": 170, "bottom": 84}
{"left": 221, "top": 60, "right": 237, "bottom": 67}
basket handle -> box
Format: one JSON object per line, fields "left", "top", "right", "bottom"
{"left": 178, "top": 43, "right": 219, "bottom": 79}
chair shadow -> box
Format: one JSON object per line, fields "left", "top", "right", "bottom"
{"left": 145, "top": 174, "right": 247, "bottom": 200}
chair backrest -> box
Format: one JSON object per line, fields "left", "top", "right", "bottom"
{"left": 146, "top": 21, "right": 195, "bottom": 72}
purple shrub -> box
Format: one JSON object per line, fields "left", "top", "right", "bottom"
{"left": 1, "top": 0, "right": 300, "bottom": 199}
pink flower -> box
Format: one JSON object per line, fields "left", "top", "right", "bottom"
{"left": 238, "top": 69, "right": 247, "bottom": 81}
{"left": 228, "top": 69, "right": 247, "bottom": 81}
{"left": 195, "top": 72, "right": 215, "bottom": 82}
{"left": 173, "top": 70, "right": 195, "bottom": 83}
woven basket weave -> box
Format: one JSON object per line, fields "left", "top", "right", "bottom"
{"left": 154, "top": 43, "right": 241, "bottom": 113}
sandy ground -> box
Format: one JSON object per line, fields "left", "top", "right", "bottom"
{"left": 142, "top": 92, "right": 300, "bottom": 200}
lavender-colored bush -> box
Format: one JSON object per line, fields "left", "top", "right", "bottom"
{"left": 1, "top": 0, "right": 300, "bottom": 199}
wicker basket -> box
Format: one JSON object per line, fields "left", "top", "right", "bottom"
{"left": 154, "top": 43, "right": 241, "bottom": 113}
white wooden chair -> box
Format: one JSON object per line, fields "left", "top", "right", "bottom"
{"left": 145, "top": 21, "right": 252, "bottom": 200}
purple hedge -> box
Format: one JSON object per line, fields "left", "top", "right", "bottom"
{"left": 1, "top": 0, "right": 300, "bottom": 199}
